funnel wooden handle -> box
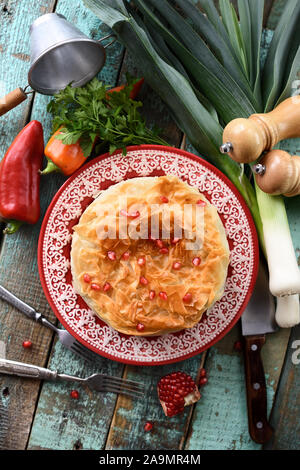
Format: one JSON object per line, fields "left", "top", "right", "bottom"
{"left": 222, "top": 96, "right": 300, "bottom": 163}
{"left": 0, "top": 88, "right": 27, "bottom": 117}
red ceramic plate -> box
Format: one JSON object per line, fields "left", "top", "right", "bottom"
{"left": 38, "top": 145, "right": 259, "bottom": 365}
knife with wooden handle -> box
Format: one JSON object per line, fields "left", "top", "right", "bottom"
{"left": 241, "top": 261, "right": 278, "bottom": 444}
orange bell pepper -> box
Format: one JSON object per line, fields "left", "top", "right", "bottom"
{"left": 42, "top": 127, "right": 86, "bottom": 176}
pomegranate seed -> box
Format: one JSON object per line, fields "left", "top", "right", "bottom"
{"left": 199, "top": 377, "right": 208, "bottom": 386}
{"left": 107, "top": 251, "right": 116, "bottom": 261}
{"left": 160, "top": 196, "right": 169, "bottom": 203}
{"left": 196, "top": 199, "right": 206, "bottom": 206}
{"left": 172, "top": 262, "right": 181, "bottom": 270}
{"left": 22, "top": 340, "right": 32, "bottom": 349}
{"left": 234, "top": 340, "right": 243, "bottom": 352}
{"left": 103, "top": 282, "right": 112, "bottom": 292}
{"left": 120, "top": 209, "right": 140, "bottom": 219}
{"left": 91, "top": 283, "right": 101, "bottom": 291}
{"left": 171, "top": 237, "right": 180, "bottom": 244}
{"left": 149, "top": 290, "right": 156, "bottom": 300}
{"left": 137, "top": 257, "right": 146, "bottom": 266}
{"left": 159, "top": 291, "right": 168, "bottom": 300}
{"left": 83, "top": 273, "right": 91, "bottom": 283}
{"left": 200, "top": 368, "right": 206, "bottom": 378}
{"left": 144, "top": 421, "right": 153, "bottom": 432}
{"left": 140, "top": 276, "right": 148, "bottom": 286}
{"left": 70, "top": 390, "right": 79, "bottom": 399}
{"left": 136, "top": 323, "right": 145, "bottom": 332}
{"left": 183, "top": 292, "right": 192, "bottom": 303}
{"left": 159, "top": 247, "right": 169, "bottom": 255}
{"left": 122, "top": 251, "right": 130, "bottom": 260}
{"left": 192, "top": 257, "right": 201, "bottom": 266}
{"left": 155, "top": 239, "right": 164, "bottom": 249}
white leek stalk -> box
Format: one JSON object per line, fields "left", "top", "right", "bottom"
{"left": 275, "top": 295, "right": 300, "bottom": 328}
{"left": 255, "top": 184, "right": 300, "bottom": 297}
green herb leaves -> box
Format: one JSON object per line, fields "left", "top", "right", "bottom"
{"left": 47, "top": 77, "right": 168, "bottom": 157}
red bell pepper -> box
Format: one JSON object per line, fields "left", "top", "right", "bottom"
{"left": 0, "top": 120, "right": 44, "bottom": 234}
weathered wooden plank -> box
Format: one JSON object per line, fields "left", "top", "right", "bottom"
{"left": 264, "top": 323, "right": 300, "bottom": 450}
{"left": 26, "top": 0, "right": 126, "bottom": 450}
{"left": 0, "top": 0, "right": 59, "bottom": 451}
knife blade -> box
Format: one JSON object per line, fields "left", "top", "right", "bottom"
{"left": 241, "top": 260, "right": 278, "bottom": 444}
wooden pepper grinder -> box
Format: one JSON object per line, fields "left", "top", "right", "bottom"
{"left": 253, "top": 150, "right": 300, "bottom": 197}
{"left": 220, "top": 96, "right": 300, "bottom": 163}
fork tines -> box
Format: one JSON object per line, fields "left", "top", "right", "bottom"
{"left": 101, "top": 375, "right": 145, "bottom": 398}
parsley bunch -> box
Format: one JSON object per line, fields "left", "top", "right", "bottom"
{"left": 47, "top": 77, "right": 168, "bottom": 157}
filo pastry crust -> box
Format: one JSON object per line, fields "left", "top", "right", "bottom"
{"left": 71, "top": 175, "right": 230, "bottom": 336}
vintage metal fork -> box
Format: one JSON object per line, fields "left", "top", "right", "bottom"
{"left": 0, "top": 358, "right": 144, "bottom": 398}
{"left": 0, "top": 285, "right": 98, "bottom": 363}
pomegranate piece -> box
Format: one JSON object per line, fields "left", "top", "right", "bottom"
{"left": 83, "top": 273, "right": 91, "bottom": 283}
{"left": 159, "top": 291, "right": 168, "bottom": 301}
{"left": 22, "top": 340, "right": 32, "bottom": 349}
{"left": 157, "top": 371, "right": 200, "bottom": 417}
{"left": 149, "top": 290, "right": 156, "bottom": 300}
{"left": 103, "top": 282, "right": 112, "bottom": 292}
{"left": 70, "top": 390, "right": 79, "bottom": 399}
{"left": 144, "top": 421, "right": 153, "bottom": 432}
{"left": 137, "top": 256, "right": 146, "bottom": 266}
{"left": 122, "top": 251, "right": 130, "bottom": 260}
{"left": 120, "top": 209, "right": 140, "bottom": 219}
{"left": 91, "top": 283, "right": 101, "bottom": 291}
{"left": 192, "top": 257, "right": 201, "bottom": 266}
{"left": 182, "top": 292, "right": 192, "bottom": 303}
{"left": 172, "top": 261, "right": 181, "bottom": 270}
{"left": 159, "top": 247, "right": 169, "bottom": 255}
{"left": 160, "top": 196, "right": 169, "bottom": 203}
{"left": 107, "top": 251, "right": 116, "bottom": 261}
{"left": 140, "top": 276, "right": 148, "bottom": 286}
{"left": 196, "top": 199, "right": 206, "bottom": 207}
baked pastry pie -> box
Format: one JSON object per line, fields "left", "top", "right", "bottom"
{"left": 71, "top": 175, "right": 230, "bottom": 336}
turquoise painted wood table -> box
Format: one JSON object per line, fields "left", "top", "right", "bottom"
{"left": 0, "top": 0, "right": 299, "bottom": 451}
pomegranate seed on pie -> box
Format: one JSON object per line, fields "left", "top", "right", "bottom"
{"left": 192, "top": 257, "right": 201, "bottom": 266}
{"left": 136, "top": 323, "right": 145, "bottom": 332}
{"left": 107, "top": 251, "right": 116, "bottom": 261}
{"left": 157, "top": 371, "right": 200, "bottom": 417}
{"left": 159, "top": 247, "right": 169, "bottom": 255}
{"left": 103, "top": 282, "right": 112, "bottom": 292}
{"left": 196, "top": 199, "right": 206, "bottom": 206}
{"left": 83, "top": 273, "right": 91, "bottom": 283}
{"left": 160, "top": 196, "right": 169, "bottom": 203}
{"left": 91, "top": 283, "right": 101, "bottom": 291}
{"left": 140, "top": 276, "right": 148, "bottom": 286}
{"left": 122, "top": 251, "right": 130, "bottom": 260}
{"left": 120, "top": 209, "right": 140, "bottom": 219}
{"left": 159, "top": 291, "right": 168, "bottom": 300}
{"left": 149, "top": 290, "right": 156, "bottom": 300}
{"left": 137, "top": 257, "right": 146, "bottom": 266}
{"left": 183, "top": 292, "right": 192, "bottom": 303}
{"left": 172, "top": 262, "right": 181, "bottom": 270}
{"left": 155, "top": 239, "right": 164, "bottom": 249}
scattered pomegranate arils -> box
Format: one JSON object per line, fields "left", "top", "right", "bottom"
{"left": 107, "top": 251, "right": 116, "bottom": 261}
{"left": 199, "top": 377, "right": 208, "bottom": 386}
{"left": 136, "top": 323, "right": 145, "bottom": 332}
{"left": 199, "top": 368, "right": 206, "bottom": 378}
{"left": 171, "top": 237, "right": 180, "bottom": 244}
{"left": 159, "top": 291, "right": 168, "bottom": 301}
{"left": 149, "top": 290, "right": 156, "bottom": 300}
{"left": 103, "top": 282, "right": 112, "bottom": 292}
{"left": 22, "top": 340, "right": 32, "bottom": 349}
{"left": 192, "top": 257, "right": 201, "bottom": 266}
{"left": 157, "top": 371, "right": 200, "bottom": 417}
{"left": 144, "top": 421, "right": 153, "bottom": 432}
{"left": 159, "top": 247, "right": 169, "bottom": 255}
{"left": 91, "top": 283, "right": 101, "bottom": 291}
{"left": 183, "top": 292, "right": 192, "bottom": 303}
{"left": 137, "top": 257, "right": 146, "bottom": 266}
{"left": 234, "top": 340, "right": 243, "bottom": 352}
{"left": 196, "top": 199, "right": 207, "bottom": 207}
{"left": 155, "top": 239, "right": 164, "bottom": 249}
{"left": 122, "top": 251, "right": 130, "bottom": 260}
{"left": 172, "top": 261, "right": 181, "bottom": 270}
{"left": 140, "top": 276, "right": 148, "bottom": 286}
{"left": 120, "top": 209, "right": 140, "bottom": 219}
{"left": 70, "top": 390, "right": 79, "bottom": 399}
{"left": 83, "top": 273, "right": 91, "bottom": 283}
{"left": 160, "top": 196, "right": 169, "bottom": 203}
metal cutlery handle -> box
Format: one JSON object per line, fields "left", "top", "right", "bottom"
{"left": 0, "top": 358, "right": 57, "bottom": 381}
{"left": 0, "top": 285, "right": 59, "bottom": 333}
